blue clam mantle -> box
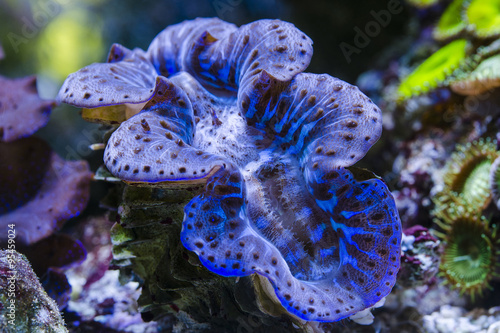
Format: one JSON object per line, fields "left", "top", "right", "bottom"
{"left": 57, "top": 18, "right": 402, "bottom": 322}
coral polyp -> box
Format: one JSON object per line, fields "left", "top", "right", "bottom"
{"left": 396, "top": 39, "right": 469, "bottom": 101}
{"left": 450, "top": 54, "right": 500, "bottom": 95}
{"left": 435, "top": 212, "right": 500, "bottom": 299}
{"left": 433, "top": 138, "right": 498, "bottom": 215}
{"left": 433, "top": 0, "right": 467, "bottom": 41}
{"left": 465, "top": 0, "right": 500, "bottom": 38}
{"left": 490, "top": 155, "right": 500, "bottom": 209}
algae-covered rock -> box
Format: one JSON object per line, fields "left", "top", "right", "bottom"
{"left": 110, "top": 184, "right": 298, "bottom": 332}
{"left": 0, "top": 249, "right": 67, "bottom": 332}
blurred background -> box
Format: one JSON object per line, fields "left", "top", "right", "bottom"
{"left": 0, "top": 0, "right": 412, "bottom": 92}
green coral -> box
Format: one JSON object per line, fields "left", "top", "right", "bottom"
{"left": 466, "top": 0, "right": 500, "bottom": 38}
{"left": 433, "top": 0, "right": 467, "bottom": 40}
{"left": 0, "top": 250, "right": 67, "bottom": 333}
{"left": 397, "top": 39, "right": 469, "bottom": 101}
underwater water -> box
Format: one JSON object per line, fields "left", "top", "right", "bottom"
{"left": 1, "top": 0, "right": 500, "bottom": 332}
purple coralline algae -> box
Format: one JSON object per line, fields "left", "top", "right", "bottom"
{"left": 0, "top": 137, "right": 92, "bottom": 245}
{"left": 58, "top": 18, "right": 402, "bottom": 322}
{"left": 0, "top": 49, "right": 92, "bottom": 246}
{"left": 0, "top": 75, "right": 55, "bottom": 142}
{"left": 399, "top": 225, "right": 441, "bottom": 287}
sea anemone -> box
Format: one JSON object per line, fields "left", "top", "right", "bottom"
{"left": 450, "top": 53, "right": 500, "bottom": 95}
{"left": 433, "top": 138, "right": 498, "bottom": 216}
{"left": 433, "top": 0, "right": 467, "bottom": 41}
{"left": 397, "top": 39, "right": 470, "bottom": 102}
{"left": 434, "top": 210, "right": 500, "bottom": 299}
{"left": 465, "top": 0, "right": 500, "bottom": 38}
{"left": 490, "top": 155, "right": 500, "bottom": 209}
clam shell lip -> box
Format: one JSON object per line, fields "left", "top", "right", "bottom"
{"left": 147, "top": 18, "right": 313, "bottom": 91}
{"left": 57, "top": 18, "right": 314, "bottom": 109}
{"left": 56, "top": 44, "right": 157, "bottom": 108}
{"left": 180, "top": 164, "right": 401, "bottom": 322}
{"left": 123, "top": 165, "right": 222, "bottom": 187}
